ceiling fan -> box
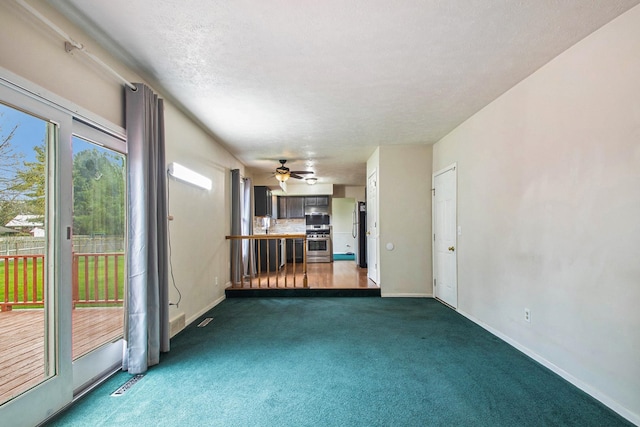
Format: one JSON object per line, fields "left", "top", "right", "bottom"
{"left": 273, "top": 159, "right": 313, "bottom": 182}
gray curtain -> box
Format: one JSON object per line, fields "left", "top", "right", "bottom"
{"left": 231, "top": 169, "right": 242, "bottom": 283}
{"left": 123, "top": 83, "right": 170, "bottom": 374}
{"left": 241, "top": 177, "right": 254, "bottom": 276}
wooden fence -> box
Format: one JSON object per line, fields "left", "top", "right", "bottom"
{"left": 0, "top": 253, "right": 125, "bottom": 311}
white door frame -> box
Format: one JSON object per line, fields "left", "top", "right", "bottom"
{"left": 366, "top": 169, "right": 378, "bottom": 284}
{"left": 432, "top": 163, "right": 458, "bottom": 308}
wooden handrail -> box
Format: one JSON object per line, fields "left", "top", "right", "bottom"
{"left": 225, "top": 234, "right": 308, "bottom": 289}
{"left": 1, "top": 253, "right": 124, "bottom": 311}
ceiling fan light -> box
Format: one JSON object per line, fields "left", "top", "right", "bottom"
{"left": 306, "top": 177, "right": 317, "bottom": 185}
{"left": 276, "top": 172, "right": 290, "bottom": 182}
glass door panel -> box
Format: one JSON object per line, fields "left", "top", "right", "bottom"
{"left": 71, "top": 136, "right": 125, "bottom": 360}
{"left": 0, "top": 102, "right": 53, "bottom": 404}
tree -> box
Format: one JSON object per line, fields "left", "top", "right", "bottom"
{"left": 72, "top": 148, "right": 125, "bottom": 237}
{"left": 13, "top": 144, "right": 46, "bottom": 218}
{"left": 0, "top": 117, "right": 26, "bottom": 227}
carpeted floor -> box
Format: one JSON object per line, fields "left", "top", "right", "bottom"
{"left": 46, "top": 298, "right": 632, "bottom": 426}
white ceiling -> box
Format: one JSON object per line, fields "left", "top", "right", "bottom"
{"left": 50, "top": 0, "right": 639, "bottom": 186}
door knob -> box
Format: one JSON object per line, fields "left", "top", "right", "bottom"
{"left": 366, "top": 231, "right": 371, "bottom": 236}
{"left": 448, "top": 246, "right": 455, "bottom": 252}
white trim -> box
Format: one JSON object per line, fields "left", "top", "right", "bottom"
{"left": 185, "top": 295, "right": 226, "bottom": 329}
{"left": 457, "top": 308, "right": 640, "bottom": 426}
{"left": 381, "top": 293, "right": 432, "bottom": 298}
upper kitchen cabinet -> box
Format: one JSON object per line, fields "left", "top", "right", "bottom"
{"left": 305, "top": 196, "right": 330, "bottom": 207}
{"left": 278, "top": 196, "right": 305, "bottom": 219}
{"left": 254, "top": 186, "right": 272, "bottom": 217}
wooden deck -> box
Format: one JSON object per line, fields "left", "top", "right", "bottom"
{"left": 0, "top": 307, "right": 123, "bottom": 404}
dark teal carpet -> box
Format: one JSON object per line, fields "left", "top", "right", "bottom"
{"left": 334, "top": 253, "right": 355, "bottom": 261}
{"left": 47, "top": 298, "right": 631, "bottom": 426}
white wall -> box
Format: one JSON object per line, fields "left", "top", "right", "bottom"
{"left": 0, "top": 1, "right": 243, "bottom": 331}
{"left": 367, "top": 145, "right": 433, "bottom": 297}
{"left": 432, "top": 5, "right": 640, "bottom": 423}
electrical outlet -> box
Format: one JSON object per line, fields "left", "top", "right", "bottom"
{"left": 524, "top": 308, "right": 531, "bottom": 323}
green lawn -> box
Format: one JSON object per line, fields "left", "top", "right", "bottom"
{"left": 0, "top": 255, "right": 125, "bottom": 308}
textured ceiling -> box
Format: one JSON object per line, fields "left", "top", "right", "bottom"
{"left": 49, "top": 0, "right": 640, "bottom": 186}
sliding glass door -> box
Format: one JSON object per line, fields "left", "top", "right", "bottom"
{"left": 70, "top": 123, "right": 126, "bottom": 391}
{"left": 0, "top": 81, "right": 127, "bottom": 426}
{"left": 0, "top": 103, "right": 56, "bottom": 405}
{"left": 0, "top": 84, "right": 75, "bottom": 426}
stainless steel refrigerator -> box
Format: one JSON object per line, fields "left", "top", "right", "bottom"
{"left": 353, "top": 201, "right": 367, "bottom": 268}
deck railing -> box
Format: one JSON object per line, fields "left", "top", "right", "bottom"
{"left": 226, "top": 234, "right": 307, "bottom": 288}
{"left": 0, "top": 253, "right": 125, "bottom": 311}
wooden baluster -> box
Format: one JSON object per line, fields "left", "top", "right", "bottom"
{"left": 292, "top": 240, "right": 297, "bottom": 287}
{"left": 84, "top": 255, "right": 89, "bottom": 304}
{"left": 31, "top": 255, "right": 38, "bottom": 303}
{"left": 256, "top": 239, "right": 262, "bottom": 288}
{"left": 303, "top": 237, "right": 308, "bottom": 288}
{"left": 114, "top": 254, "right": 119, "bottom": 303}
{"left": 93, "top": 255, "right": 99, "bottom": 302}
{"left": 13, "top": 257, "right": 18, "bottom": 304}
{"left": 104, "top": 255, "right": 109, "bottom": 303}
{"left": 250, "top": 238, "right": 255, "bottom": 288}
{"left": 22, "top": 257, "right": 28, "bottom": 304}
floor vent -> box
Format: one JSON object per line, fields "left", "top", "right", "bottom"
{"left": 197, "top": 317, "right": 213, "bottom": 328}
{"left": 111, "top": 374, "right": 144, "bottom": 397}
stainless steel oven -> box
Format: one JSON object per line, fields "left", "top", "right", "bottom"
{"left": 307, "top": 235, "right": 332, "bottom": 263}
{"left": 306, "top": 224, "right": 332, "bottom": 263}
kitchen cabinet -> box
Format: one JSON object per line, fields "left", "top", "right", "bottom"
{"left": 286, "top": 238, "right": 305, "bottom": 263}
{"left": 257, "top": 238, "right": 284, "bottom": 271}
{"left": 278, "top": 196, "right": 305, "bottom": 219}
{"left": 277, "top": 197, "right": 287, "bottom": 219}
{"left": 304, "top": 196, "right": 329, "bottom": 207}
{"left": 254, "top": 186, "right": 272, "bottom": 217}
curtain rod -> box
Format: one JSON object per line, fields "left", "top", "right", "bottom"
{"left": 15, "top": 0, "right": 137, "bottom": 91}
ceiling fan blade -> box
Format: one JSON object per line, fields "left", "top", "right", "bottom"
{"left": 290, "top": 173, "right": 305, "bottom": 179}
{"left": 289, "top": 170, "right": 313, "bottom": 175}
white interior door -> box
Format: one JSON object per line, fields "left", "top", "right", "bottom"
{"left": 367, "top": 170, "right": 378, "bottom": 283}
{"left": 433, "top": 164, "right": 457, "bottom": 308}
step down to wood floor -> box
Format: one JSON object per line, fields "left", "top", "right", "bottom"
{"left": 225, "top": 288, "right": 381, "bottom": 298}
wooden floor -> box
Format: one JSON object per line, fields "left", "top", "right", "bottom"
{"left": 229, "top": 259, "right": 377, "bottom": 289}
{"left": 0, "top": 307, "right": 123, "bottom": 404}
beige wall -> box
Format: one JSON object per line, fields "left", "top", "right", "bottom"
{"left": 433, "top": 5, "right": 640, "bottom": 423}
{"left": 0, "top": 1, "right": 126, "bottom": 127}
{"left": 0, "top": 1, "right": 244, "bottom": 331}
{"left": 368, "top": 145, "right": 433, "bottom": 296}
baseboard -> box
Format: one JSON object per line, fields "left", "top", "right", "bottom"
{"left": 457, "top": 309, "right": 639, "bottom": 426}
{"left": 185, "top": 294, "right": 226, "bottom": 329}
{"left": 169, "top": 312, "right": 186, "bottom": 338}
{"left": 381, "top": 292, "right": 432, "bottom": 298}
